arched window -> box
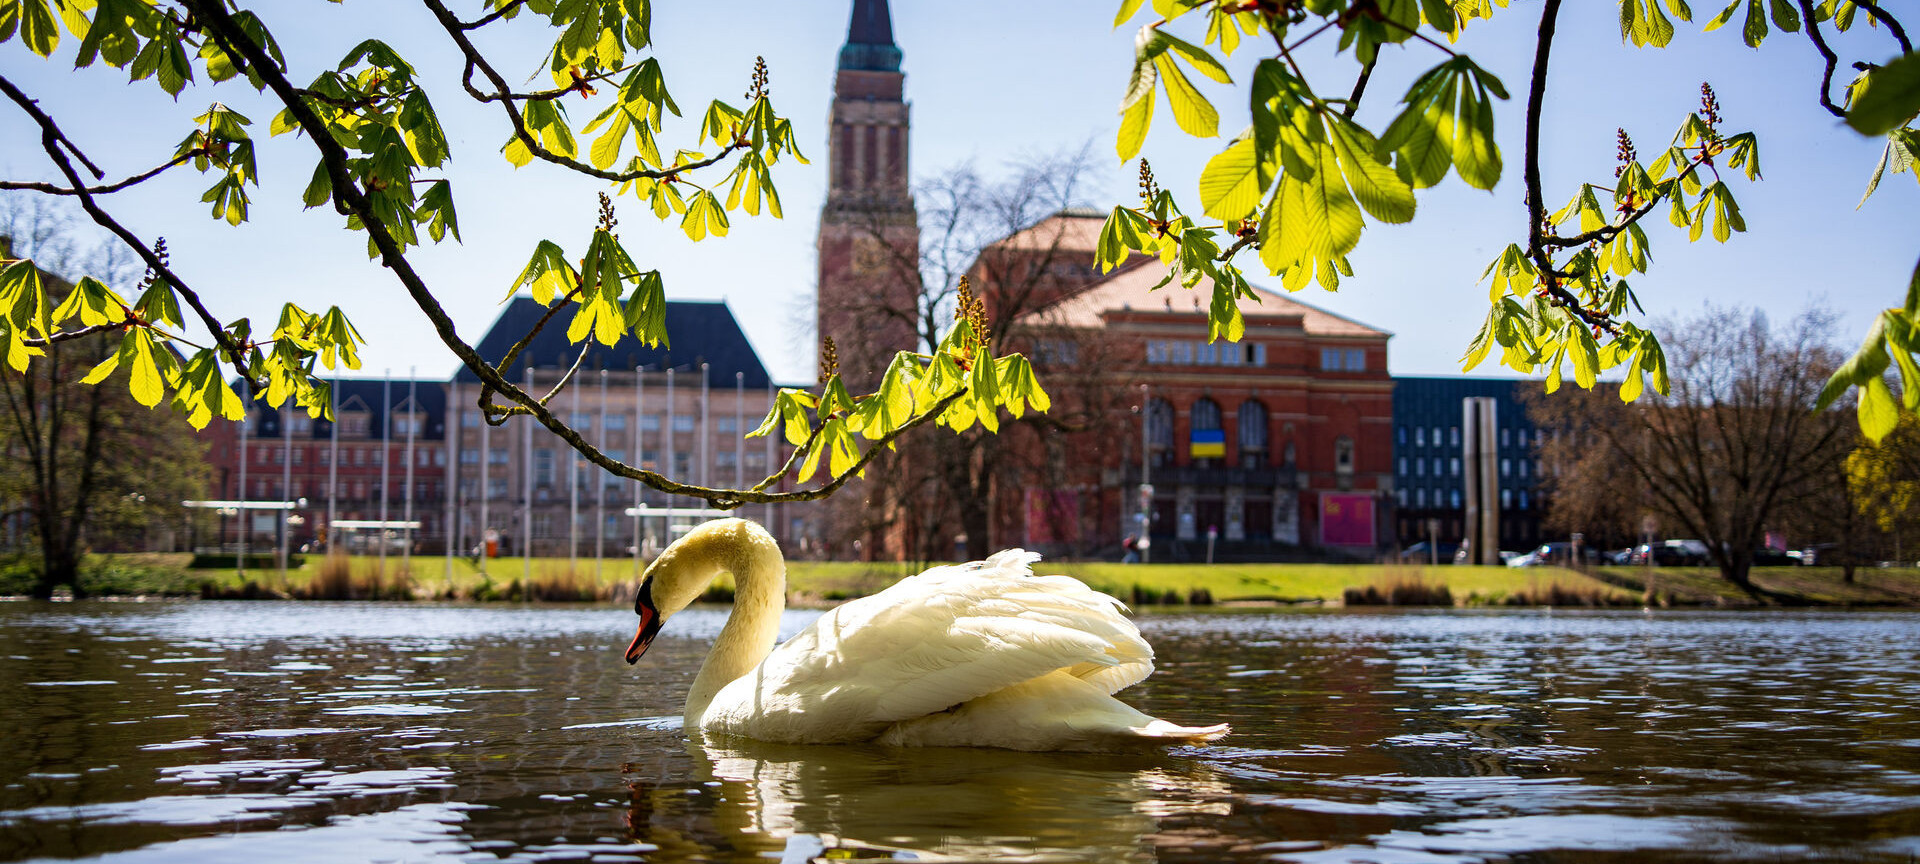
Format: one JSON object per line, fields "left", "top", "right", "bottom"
{"left": 1191, "top": 398, "right": 1223, "bottom": 466}
{"left": 1146, "top": 397, "right": 1174, "bottom": 467}
{"left": 1334, "top": 436, "right": 1354, "bottom": 475}
{"left": 1237, "top": 400, "right": 1268, "bottom": 468}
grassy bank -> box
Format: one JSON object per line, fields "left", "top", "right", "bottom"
{"left": 0, "top": 552, "right": 1713, "bottom": 608}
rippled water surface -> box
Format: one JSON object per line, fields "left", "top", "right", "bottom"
{"left": 2, "top": 602, "right": 1918, "bottom": 863}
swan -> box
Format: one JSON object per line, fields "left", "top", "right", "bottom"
{"left": 622, "top": 518, "right": 1228, "bottom": 752}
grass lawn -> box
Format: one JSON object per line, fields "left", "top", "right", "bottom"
{"left": 7, "top": 551, "right": 1657, "bottom": 607}
{"left": 1594, "top": 565, "right": 1920, "bottom": 607}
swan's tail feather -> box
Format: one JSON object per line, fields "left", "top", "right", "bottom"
{"left": 1128, "top": 720, "right": 1231, "bottom": 745}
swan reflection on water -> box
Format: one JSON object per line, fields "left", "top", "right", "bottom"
{"left": 623, "top": 735, "right": 1234, "bottom": 861}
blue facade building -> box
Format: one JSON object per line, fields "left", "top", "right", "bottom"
{"left": 1391, "top": 376, "right": 1547, "bottom": 554}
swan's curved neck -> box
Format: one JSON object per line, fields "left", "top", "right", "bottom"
{"left": 681, "top": 534, "right": 786, "bottom": 727}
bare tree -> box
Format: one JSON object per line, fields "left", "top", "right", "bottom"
{"left": 1529, "top": 306, "right": 1846, "bottom": 598}
{"left": 0, "top": 199, "right": 211, "bottom": 597}
{"left": 822, "top": 146, "right": 1114, "bottom": 561}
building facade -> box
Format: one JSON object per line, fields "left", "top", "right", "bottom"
{"left": 979, "top": 212, "right": 1397, "bottom": 562}
{"left": 449, "top": 297, "right": 797, "bottom": 561}
{"left": 210, "top": 378, "right": 449, "bottom": 555}
{"left": 1390, "top": 376, "right": 1546, "bottom": 554}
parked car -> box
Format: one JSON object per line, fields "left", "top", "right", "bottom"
{"left": 1605, "top": 547, "right": 1635, "bottom": 565}
{"left": 1630, "top": 539, "right": 1711, "bottom": 566}
{"left": 1507, "top": 541, "right": 1597, "bottom": 567}
{"left": 1399, "top": 541, "right": 1459, "bottom": 564}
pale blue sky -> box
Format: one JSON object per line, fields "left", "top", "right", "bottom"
{"left": 2, "top": 1, "right": 1914, "bottom": 386}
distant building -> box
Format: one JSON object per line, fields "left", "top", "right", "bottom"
{"left": 448, "top": 297, "right": 795, "bottom": 559}
{"left": 976, "top": 212, "right": 1396, "bottom": 561}
{"left": 211, "top": 377, "right": 448, "bottom": 554}
{"left": 1390, "top": 376, "right": 1546, "bottom": 554}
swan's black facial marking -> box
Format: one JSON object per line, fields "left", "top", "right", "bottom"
{"left": 625, "top": 579, "right": 662, "bottom": 665}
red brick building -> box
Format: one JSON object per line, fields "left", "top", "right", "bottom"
{"left": 977, "top": 212, "right": 1395, "bottom": 561}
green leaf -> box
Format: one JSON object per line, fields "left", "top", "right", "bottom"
{"left": 507, "top": 240, "right": 577, "bottom": 304}
{"left": 126, "top": 329, "right": 164, "bottom": 407}
{"left": 621, "top": 270, "right": 669, "bottom": 348}
{"left": 1153, "top": 53, "right": 1218, "bottom": 138}
{"left": 1114, "top": 0, "right": 1146, "bottom": 25}
{"left": 1861, "top": 375, "right": 1900, "bottom": 440}
{"left": 1197, "top": 137, "right": 1262, "bottom": 221}
{"left": 1847, "top": 50, "right": 1920, "bottom": 136}
{"left": 1330, "top": 118, "right": 1415, "bottom": 223}
{"left": 1117, "top": 90, "right": 1154, "bottom": 161}
{"left": 1159, "top": 31, "right": 1232, "bottom": 84}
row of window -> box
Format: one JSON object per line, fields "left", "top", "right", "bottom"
{"left": 460, "top": 411, "right": 738, "bottom": 434}
{"left": 1319, "top": 348, "right": 1369, "bottom": 372}
{"left": 1146, "top": 340, "right": 1269, "bottom": 367}
{"left": 1396, "top": 424, "right": 1541, "bottom": 449}
{"left": 1396, "top": 456, "right": 1541, "bottom": 480}
{"left": 248, "top": 479, "right": 443, "bottom": 500}
{"left": 250, "top": 446, "right": 445, "bottom": 468}
{"left": 1396, "top": 487, "right": 1532, "bottom": 510}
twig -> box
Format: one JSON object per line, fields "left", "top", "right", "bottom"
{"left": 420, "top": 0, "right": 747, "bottom": 184}
{"left": 0, "top": 152, "right": 198, "bottom": 196}
{"left": 1344, "top": 57, "right": 1377, "bottom": 118}
{"left": 1849, "top": 1, "right": 1912, "bottom": 54}
{"left": 1799, "top": 0, "right": 1850, "bottom": 119}
{"left": 1519, "top": 0, "right": 1614, "bottom": 333}
{"left": 457, "top": 0, "right": 524, "bottom": 30}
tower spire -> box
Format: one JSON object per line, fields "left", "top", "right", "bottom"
{"left": 839, "top": 0, "right": 901, "bottom": 72}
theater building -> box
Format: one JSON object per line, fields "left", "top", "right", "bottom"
{"left": 975, "top": 211, "right": 1396, "bottom": 561}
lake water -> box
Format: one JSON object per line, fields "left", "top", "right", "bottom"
{"left": 1, "top": 602, "right": 1917, "bottom": 863}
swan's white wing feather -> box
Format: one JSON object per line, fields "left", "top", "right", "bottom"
{"left": 704, "top": 550, "right": 1155, "bottom": 742}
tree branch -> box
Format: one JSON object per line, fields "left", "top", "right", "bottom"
{"left": 458, "top": 0, "right": 525, "bottom": 30}
{"left": 1799, "top": 0, "right": 1852, "bottom": 119}
{"left": 0, "top": 151, "right": 199, "bottom": 196}
{"left": 1850, "top": 1, "right": 1912, "bottom": 54}
{"left": 0, "top": 74, "right": 253, "bottom": 382}
{"left": 420, "top": 0, "right": 746, "bottom": 184}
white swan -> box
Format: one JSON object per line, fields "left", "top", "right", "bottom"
{"left": 622, "top": 518, "right": 1228, "bottom": 752}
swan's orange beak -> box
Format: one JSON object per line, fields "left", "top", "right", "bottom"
{"left": 624, "top": 581, "right": 661, "bottom": 665}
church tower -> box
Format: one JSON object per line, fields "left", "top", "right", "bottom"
{"left": 816, "top": 0, "right": 919, "bottom": 389}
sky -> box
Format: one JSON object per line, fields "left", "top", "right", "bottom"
{"left": 2, "top": 1, "right": 1916, "bottom": 387}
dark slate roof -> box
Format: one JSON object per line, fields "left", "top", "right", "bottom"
{"left": 454, "top": 296, "right": 773, "bottom": 390}
{"left": 838, "top": 0, "right": 901, "bottom": 71}
{"left": 249, "top": 377, "right": 448, "bottom": 441}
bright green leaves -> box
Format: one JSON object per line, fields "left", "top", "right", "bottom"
{"left": 1845, "top": 50, "right": 1920, "bottom": 136}
{"left": 1481, "top": 244, "right": 1540, "bottom": 302}
{"left": 0, "top": 258, "right": 50, "bottom": 371}
{"left": 508, "top": 240, "right": 581, "bottom": 305}
{"left": 1621, "top": 0, "right": 1690, "bottom": 47}
{"left": 1, "top": 0, "right": 61, "bottom": 57}
{"left": 51, "top": 276, "right": 128, "bottom": 328}
{"left": 1861, "top": 128, "right": 1919, "bottom": 206}
{"left": 679, "top": 190, "right": 729, "bottom": 241}
{"left": 1116, "top": 25, "right": 1230, "bottom": 160}
{"left": 507, "top": 211, "right": 669, "bottom": 353}
{"left": 177, "top": 104, "right": 257, "bottom": 226}
{"left": 1819, "top": 259, "right": 1920, "bottom": 442}
{"left": 1331, "top": 118, "right": 1416, "bottom": 224}
{"left": 1198, "top": 137, "right": 1262, "bottom": 221}
{"left": 1380, "top": 57, "right": 1508, "bottom": 192}
{"left": 1703, "top": 0, "right": 1801, "bottom": 46}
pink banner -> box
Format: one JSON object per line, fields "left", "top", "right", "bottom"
{"left": 1319, "top": 493, "right": 1375, "bottom": 547}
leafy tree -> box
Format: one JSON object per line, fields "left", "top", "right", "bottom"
{"left": 1528, "top": 305, "right": 1846, "bottom": 597}
{"left": 1091, "top": 0, "right": 1919, "bottom": 436}
{"left": 0, "top": 213, "right": 212, "bottom": 598}
{"left": 0, "top": 0, "right": 1046, "bottom": 512}
{"left": 1846, "top": 413, "right": 1920, "bottom": 563}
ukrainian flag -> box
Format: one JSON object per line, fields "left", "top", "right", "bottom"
{"left": 1190, "top": 429, "right": 1225, "bottom": 458}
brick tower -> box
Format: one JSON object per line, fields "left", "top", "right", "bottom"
{"left": 816, "top": 0, "right": 919, "bottom": 390}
